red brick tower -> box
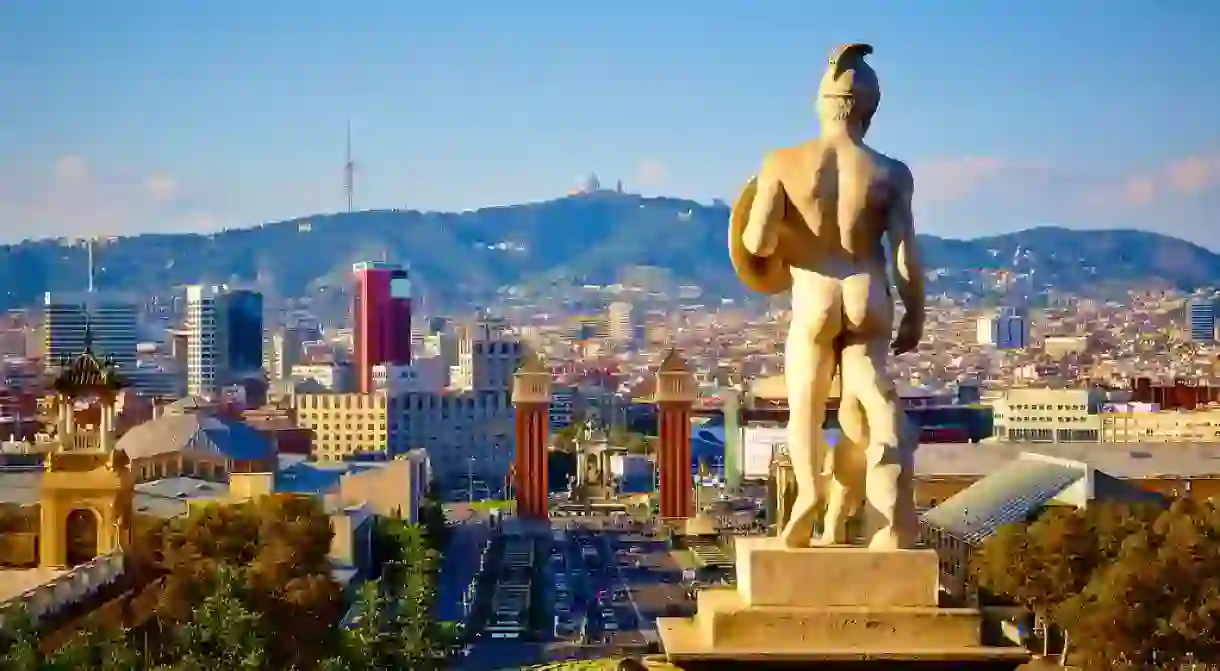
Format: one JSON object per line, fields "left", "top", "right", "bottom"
{"left": 512, "top": 353, "right": 551, "bottom": 520}
{"left": 655, "top": 349, "right": 696, "bottom": 521}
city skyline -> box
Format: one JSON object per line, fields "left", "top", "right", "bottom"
{"left": 1, "top": 2, "right": 1219, "bottom": 246}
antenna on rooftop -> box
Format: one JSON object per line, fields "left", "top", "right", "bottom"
{"left": 61, "top": 236, "right": 115, "bottom": 293}
{"left": 87, "top": 238, "right": 97, "bottom": 293}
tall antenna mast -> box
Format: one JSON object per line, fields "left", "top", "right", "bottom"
{"left": 87, "top": 238, "right": 96, "bottom": 293}
{"left": 344, "top": 120, "right": 355, "bottom": 213}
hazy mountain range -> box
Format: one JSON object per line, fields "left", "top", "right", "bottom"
{"left": 1, "top": 191, "right": 1217, "bottom": 311}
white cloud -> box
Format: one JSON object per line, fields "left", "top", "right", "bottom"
{"left": 634, "top": 158, "right": 668, "bottom": 188}
{"left": 0, "top": 155, "right": 215, "bottom": 242}
{"left": 143, "top": 174, "right": 180, "bottom": 203}
{"left": 906, "top": 150, "right": 1220, "bottom": 245}
{"left": 53, "top": 155, "right": 90, "bottom": 183}
{"left": 1080, "top": 152, "right": 1220, "bottom": 210}
{"left": 911, "top": 156, "right": 1005, "bottom": 207}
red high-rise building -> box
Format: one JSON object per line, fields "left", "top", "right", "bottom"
{"left": 352, "top": 262, "right": 412, "bottom": 393}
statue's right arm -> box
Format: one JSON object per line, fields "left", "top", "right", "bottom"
{"left": 887, "top": 162, "right": 925, "bottom": 323}
{"left": 743, "top": 155, "right": 785, "bottom": 258}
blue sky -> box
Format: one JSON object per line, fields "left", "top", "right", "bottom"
{"left": 1, "top": 1, "right": 1218, "bottom": 245}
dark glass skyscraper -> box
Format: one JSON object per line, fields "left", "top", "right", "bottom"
{"left": 224, "top": 289, "right": 264, "bottom": 377}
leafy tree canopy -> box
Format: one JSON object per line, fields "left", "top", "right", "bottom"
{"left": 974, "top": 498, "right": 1220, "bottom": 668}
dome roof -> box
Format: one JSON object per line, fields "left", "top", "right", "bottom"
{"left": 117, "top": 408, "right": 274, "bottom": 462}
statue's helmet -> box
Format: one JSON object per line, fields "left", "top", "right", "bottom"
{"left": 817, "top": 43, "right": 881, "bottom": 130}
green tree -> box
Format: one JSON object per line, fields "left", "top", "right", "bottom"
{"left": 974, "top": 507, "right": 1103, "bottom": 656}
{"left": 1023, "top": 508, "right": 1097, "bottom": 657}
{"left": 323, "top": 582, "right": 393, "bottom": 671}
{"left": 608, "top": 424, "right": 629, "bottom": 446}
{"left": 417, "top": 498, "right": 450, "bottom": 551}
{"left": 624, "top": 433, "right": 650, "bottom": 454}
{"left": 1060, "top": 498, "right": 1220, "bottom": 669}
{"left": 0, "top": 608, "right": 44, "bottom": 671}
{"left": 169, "top": 565, "right": 265, "bottom": 671}
{"left": 43, "top": 626, "right": 143, "bottom": 671}
{"left": 372, "top": 517, "right": 448, "bottom": 669}
{"left": 153, "top": 494, "right": 342, "bottom": 670}
{"left": 552, "top": 422, "right": 582, "bottom": 452}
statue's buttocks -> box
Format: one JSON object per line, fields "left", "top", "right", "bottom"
{"left": 759, "top": 140, "right": 911, "bottom": 342}
{"left": 731, "top": 43, "right": 925, "bottom": 552}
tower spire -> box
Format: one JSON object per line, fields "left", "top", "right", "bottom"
{"left": 82, "top": 313, "right": 94, "bottom": 354}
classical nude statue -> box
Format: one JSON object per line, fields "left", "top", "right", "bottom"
{"left": 729, "top": 43, "right": 925, "bottom": 551}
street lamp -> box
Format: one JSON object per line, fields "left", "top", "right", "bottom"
{"left": 468, "top": 456, "right": 475, "bottom": 503}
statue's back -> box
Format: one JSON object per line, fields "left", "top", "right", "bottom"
{"left": 767, "top": 139, "right": 896, "bottom": 280}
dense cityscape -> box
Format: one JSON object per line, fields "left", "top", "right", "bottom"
{"left": 1, "top": 213, "right": 1219, "bottom": 670}
{"left": 4, "top": 5, "right": 1220, "bottom": 671}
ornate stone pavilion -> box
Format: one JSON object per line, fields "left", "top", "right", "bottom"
{"left": 39, "top": 338, "right": 134, "bottom": 568}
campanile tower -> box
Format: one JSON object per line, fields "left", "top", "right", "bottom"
{"left": 512, "top": 352, "right": 551, "bottom": 519}
{"left": 655, "top": 349, "right": 696, "bottom": 521}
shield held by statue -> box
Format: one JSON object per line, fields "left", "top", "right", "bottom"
{"left": 728, "top": 176, "right": 796, "bottom": 295}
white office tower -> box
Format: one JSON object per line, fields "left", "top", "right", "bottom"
{"left": 606, "top": 300, "right": 638, "bottom": 343}
{"left": 44, "top": 291, "right": 139, "bottom": 381}
{"left": 185, "top": 285, "right": 226, "bottom": 397}
{"left": 976, "top": 307, "right": 1029, "bottom": 350}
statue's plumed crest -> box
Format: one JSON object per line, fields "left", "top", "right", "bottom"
{"left": 828, "top": 43, "right": 873, "bottom": 67}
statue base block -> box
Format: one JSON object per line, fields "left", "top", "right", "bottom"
{"left": 657, "top": 539, "right": 1030, "bottom": 668}
{"left": 736, "top": 537, "right": 938, "bottom": 608}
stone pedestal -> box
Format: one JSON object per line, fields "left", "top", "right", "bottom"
{"left": 656, "top": 537, "right": 1030, "bottom": 668}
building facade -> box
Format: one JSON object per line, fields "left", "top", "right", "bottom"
{"left": 991, "top": 388, "right": 1101, "bottom": 443}
{"left": 352, "top": 262, "right": 412, "bottom": 393}
{"left": 263, "top": 327, "right": 304, "bottom": 382}
{"left": 976, "top": 307, "right": 1029, "bottom": 350}
{"left": 224, "top": 289, "right": 264, "bottom": 376}
{"left": 293, "top": 392, "right": 394, "bottom": 461}
{"left": 549, "top": 385, "right": 578, "bottom": 430}
{"left": 184, "top": 286, "right": 263, "bottom": 397}
{"left": 1187, "top": 296, "right": 1217, "bottom": 343}
{"left": 185, "top": 285, "right": 225, "bottom": 397}
{"left": 44, "top": 292, "right": 138, "bottom": 386}
{"left": 606, "top": 301, "right": 637, "bottom": 344}
{"left": 1100, "top": 408, "right": 1220, "bottom": 442}
{"left": 290, "top": 363, "right": 352, "bottom": 393}
{"left": 396, "top": 390, "right": 514, "bottom": 484}
{"left": 456, "top": 336, "right": 524, "bottom": 391}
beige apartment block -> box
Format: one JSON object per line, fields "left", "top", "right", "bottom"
{"left": 294, "top": 392, "right": 390, "bottom": 461}
{"left": 331, "top": 451, "right": 430, "bottom": 522}
{"left": 1043, "top": 335, "right": 1089, "bottom": 359}
{"left": 992, "top": 387, "right": 1102, "bottom": 443}
{"left": 1101, "top": 408, "right": 1220, "bottom": 442}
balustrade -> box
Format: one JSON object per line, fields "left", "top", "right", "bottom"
{"left": 0, "top": 550, "right": 125, "bottom": 628}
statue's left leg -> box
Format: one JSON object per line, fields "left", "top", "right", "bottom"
{"left": 814, "top": 391, "right": 867, "bottom": 546}
{"left": 840, "top": 337, "right": 915, "bottom": 551}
